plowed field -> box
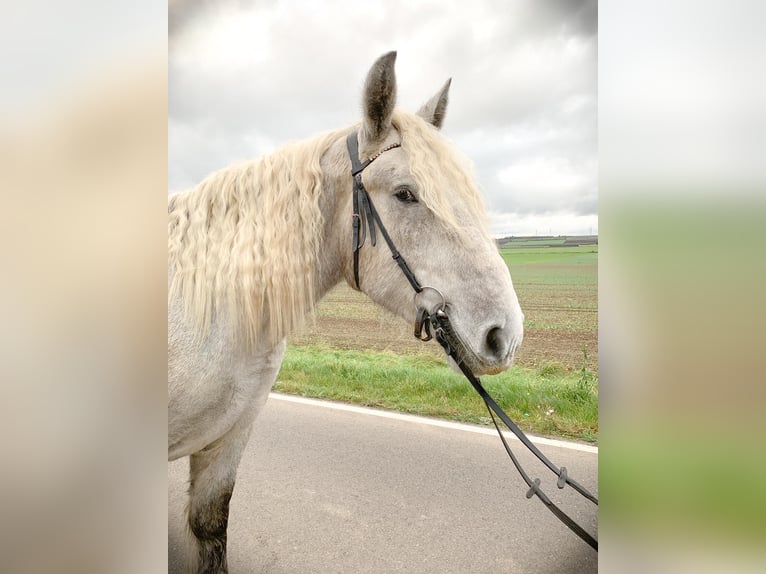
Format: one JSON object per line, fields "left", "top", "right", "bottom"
{"left": 290, "top": 246, "right": 597, "bottom": 372}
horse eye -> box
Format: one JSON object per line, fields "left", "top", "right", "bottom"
{"left": 394, "top": 188, "right": 418, "bottom": 203}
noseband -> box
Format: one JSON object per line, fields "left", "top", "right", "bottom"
{"left": 345, "top": 131, "right": 598, "bottom": 550}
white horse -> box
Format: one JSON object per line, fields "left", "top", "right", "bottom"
{"left": 168, "top": 52, "right": 524, "bottom": 573}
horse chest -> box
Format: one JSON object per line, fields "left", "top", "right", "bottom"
{"left": 168, "top": 334, "right": 285, "bottom": 460}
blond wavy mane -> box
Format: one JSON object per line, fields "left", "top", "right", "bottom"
{"left": 168, "top": 110, "right": 489, "bottom": 348}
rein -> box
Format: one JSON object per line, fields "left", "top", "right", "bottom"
{"left": 346, "top": 131, "right": 598, "bottom": 551}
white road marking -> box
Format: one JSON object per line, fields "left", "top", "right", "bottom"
{"left": 269, "top": 392, "right": 598, "bottom": 454}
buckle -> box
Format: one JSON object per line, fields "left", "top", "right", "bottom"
{"left": 414, "top": 308, "right": 432, "bottom": 341}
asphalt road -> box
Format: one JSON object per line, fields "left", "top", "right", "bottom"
{"left": 168, "top": 394, "right": 598, "bottom": 574}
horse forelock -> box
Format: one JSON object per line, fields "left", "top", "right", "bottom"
{"left": 392, "top": 110, "right": 490, "bottom": 241}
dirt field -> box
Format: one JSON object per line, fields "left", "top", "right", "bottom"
{"left": 290, "top": 245, "right": 598, "bottom": 372}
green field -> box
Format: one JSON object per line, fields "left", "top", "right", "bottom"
{"left": 277, "top": 238, "right": 598, "bottom": 443}
{"left": 500, "top": 245, "right": 598, "bottom": 368}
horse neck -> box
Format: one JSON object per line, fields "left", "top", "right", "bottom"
{"left": 311, "top": 136, "right": 353, "bottom": 302}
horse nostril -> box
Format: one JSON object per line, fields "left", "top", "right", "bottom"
{"left": 484, "top": 325, "right": 510, "bottom": 360}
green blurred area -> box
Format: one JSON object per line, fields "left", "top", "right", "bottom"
{"left": 601, "top": 198, "right": 766, "bottom": 557}
{"left": 601, "top": 425, "right": 766, "bottom": 545}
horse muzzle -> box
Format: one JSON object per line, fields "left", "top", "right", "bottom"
{"left": 426, "top": 308, "right": 523, "bottom": 376}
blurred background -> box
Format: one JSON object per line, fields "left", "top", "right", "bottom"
{"left": 599, "top": 1, "right": 766, "bottom": 572}
{"left": 0, "top": 1, "right": 764, "bottom": 572}
{"left": 0, "top": 1, "right": 167, "bottom": 573}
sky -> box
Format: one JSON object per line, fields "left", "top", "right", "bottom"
{"left": 169, "top": 0, "right": 597, "bottom": 237}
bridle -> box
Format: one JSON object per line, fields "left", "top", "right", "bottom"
{"left": 349, "top": 131, "right": 421, "bottom": 295}
{"left": 346, "top": 131, "right": 599, "bottom": 551}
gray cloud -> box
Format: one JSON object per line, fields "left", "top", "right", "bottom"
{"left": 170, "top": 0, "right": 597, "bottom": 235}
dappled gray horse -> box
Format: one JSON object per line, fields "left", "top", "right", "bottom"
{"left": 168, "top": 52, "right": 523, "bottom": 572}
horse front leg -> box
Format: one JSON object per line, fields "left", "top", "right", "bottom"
{"left": 185, "top": 416, "right": 253, "bottom": 574}
{"left": 182, "top": 340, "right": 286, "bottom": 573}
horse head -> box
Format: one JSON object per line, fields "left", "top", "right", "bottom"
{"left": 329, "top": 52, "right": 524, "bottom": 376}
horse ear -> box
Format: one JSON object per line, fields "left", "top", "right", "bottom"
{"left": 362, "top": 51, "right": 397, "bottom": 143}
{"left": 416, "top": 78, "right": 451, "bottom": 129}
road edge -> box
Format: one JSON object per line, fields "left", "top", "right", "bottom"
{"left": 269, "top": 392, "right": 598, "bottom": 454}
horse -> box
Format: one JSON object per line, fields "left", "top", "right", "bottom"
{"left": 168, "top": 51, "right": 524, "bottom": 573}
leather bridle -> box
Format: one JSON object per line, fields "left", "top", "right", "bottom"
{"left": 346, "top": 131, "right": 598, "bottom": 550}
{"left": 349, "top": 131, "right": 421, "bottom": 294}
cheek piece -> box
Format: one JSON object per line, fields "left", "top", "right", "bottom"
{"left": 347, "top": 131, "right": 420, "bottom": 294}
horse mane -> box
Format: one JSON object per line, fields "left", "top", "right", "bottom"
{"left": 168, "top": 110, "right": 489, "bottom": 349}
{"left": 168, "top": 127, "right": 348, "bottom": 348}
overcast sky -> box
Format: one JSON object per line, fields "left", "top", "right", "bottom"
{"left": 169, "top": 0, "right": 597, "bottom": 237}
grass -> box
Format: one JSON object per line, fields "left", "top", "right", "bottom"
{"left": 275, "top": 344, "right": 598, "bottom": 443}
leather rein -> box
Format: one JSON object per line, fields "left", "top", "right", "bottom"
{"left": 346, "top": 131, "right": 598, "bottom": 551}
